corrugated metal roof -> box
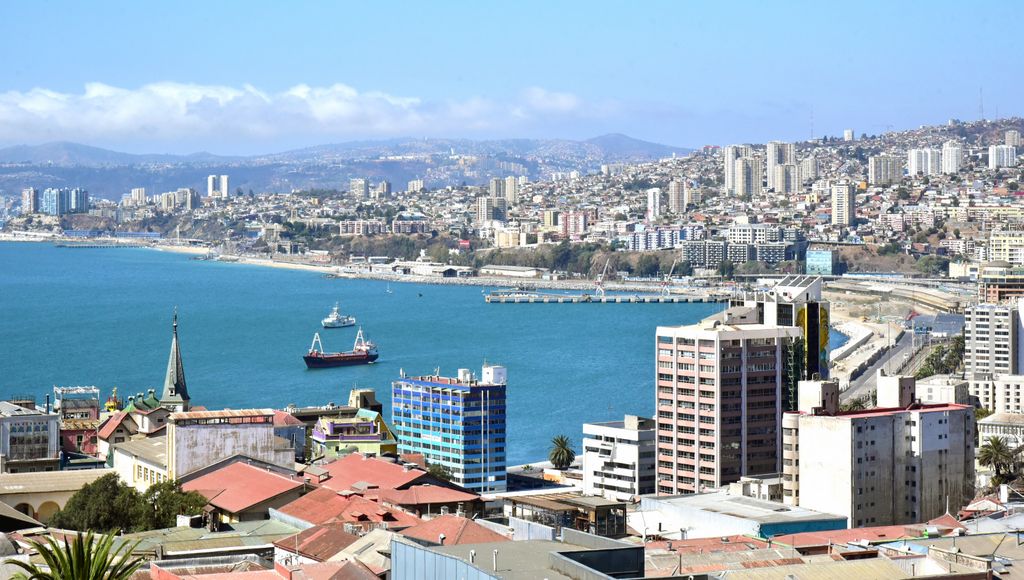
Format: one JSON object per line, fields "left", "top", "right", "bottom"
{"left": 169, "top": 408, "right": 274, "bottom": 420}
{"left": 0, "top": 469, "right": 115, "bottom": 494}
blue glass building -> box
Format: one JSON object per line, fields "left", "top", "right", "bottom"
{"left": 391, "top": 365, "right": 507, "bottom": 493}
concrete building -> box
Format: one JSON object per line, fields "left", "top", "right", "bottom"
{"left": 40, "top": 187, "right": 70, "bottom": 216}
{"left": 989, "top": 145, "right": 1018, "bottom": 169}
{"left": 1008, "top": 129, "right": 1022, "bottom": 147}
{"left": 843, "top": 129, "right": 854, "bottom": 141}
{"left": 773, "top": 163, "right": 800, "bottom": 194}
{"left": 667, "top": 179, "right": 687, "bottom": 213}
{"left": 971, "top": 374, "right": 1024, "bottom": 414}
{"left": 979, "top": 413, "right": 1024, "bottom": 448}
{"left": 766, "top": 141, "right": 795, "bottom": 190}
{"left": 734, "top": 156, "right": 763, "bottom": 198}
{"left": 964, "top": 302, "right": 1022, "bottom": 381}
{"left": 0, "top": 400, "right": 60, "bottom": 474}
{"left": 475, "top": 196, "right": 507, "bottom": 225}
{"left": 406, "top": 178, "right": 424, "bottom": 193}
{"left": 915, "top": 374, "right": 970, "bottom": 405}
{"left": 207, "top": 175, "right": 229, "bottom": 198}
{"left": 645, "top": 188, "right": 662, "bottom": 221}
{"left": 868, "top": 155, "right": 901, "bottom": 186}
{"left": 655, "top": 307, "right": 803, "bottom": 495}
{"left": 782, "top": 376, "right": 975, "bottom": 528}
{"left": 166, "top": 409, "right": 294, "bottom": 481}
{"left": 831, "top": 182, "right": 855, "bottom": 226}
{"left": 392, "top": 365, "right": 507, "bottom": 493}
{"left": 979, "top": 263, "right": 1024, "bottom": 303}
{"left": 723, "top": 145, "right": 752, "bottom": 194}
{"left": 0, "top": 469, "right": 114, "bottom": 524}
{"left": 908, "top": 148, "right": 942, "bottom": 176}
{"left": 130, "top": 187, "right": 147, "bottom": 206}
{"left": 942, "top": 141, "right": 963, "bottom": 174}
{"left": 310, "top": 408, "right": 398, "bottom": 460}
{"left": 20, "top": 188, "right": 38, "bottom": 214}
{"left": 581, "top": 415, "right": 656, "bottom": 501}
{"left": 348, "top": 178, "right": 369, "bottom": 199}
{"left": 805, "top": 249, "right": 839, "bottom": 276}
{"left": 987, "top": 230, "right": 1024, "bottom": 265}
{"left": 503, "top": 175, "right": 518, "bottom": 205}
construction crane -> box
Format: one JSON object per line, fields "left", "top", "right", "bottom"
{"left": 594, "top": 258, "right": 611, "bottom": 299}
{"left": 660, "top": 259, "right": 679, "bottom": 297}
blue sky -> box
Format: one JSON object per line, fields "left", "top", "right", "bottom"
{"left": 0, "top": 1, "right": 1019, "bottom": 153}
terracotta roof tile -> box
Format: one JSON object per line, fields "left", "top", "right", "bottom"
{"left": 379, "top": 485, "right": 479, "bottom": 506}
{"left": 273, "top": 410, "right": 304, "bottom": 427}
{"left": 273, "top": 521, "right": 359, "bottom": 561}
{"left": 400, "top": 515, "right": 508, "bottom": 545}
{"left": 320, "top": 453, "right": 428, "bottom": 492}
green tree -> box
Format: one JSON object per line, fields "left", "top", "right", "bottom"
{"left": 140, "top": 481, "right": 208, "bottom": 531}
{"left": 11, "top": 531, "right": 142, "bottom": 580}
{"left": 979, "top": 436, "right": 1017, "bottom": 485}
{"left": 839, "top": 394, "right": 873, "bottom": 412}
{"left": 914, "top": 255, "right": 950, "bottom": 276}
{"left": 49, "top": 474, "right": 143, "bottom": 533}
{"left": 717, "top": 261, "right": 735, "bottom": 279}
{"left": 548, "top": 435, "right": 576, "bottom": 470}
{"left": 426, "top": 462, "right": 453, "bottom": 482}
{"left": 975, "top": 407, "right": 994, "bottom": 422}
{"left": 635, "top": 254, "right": 660, "bottom": 277}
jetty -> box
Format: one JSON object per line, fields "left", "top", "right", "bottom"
{"left": 485, "top": 292, "right": 725, "bottom": 304}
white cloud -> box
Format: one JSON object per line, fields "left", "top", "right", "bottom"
{"left": 0, "top": 82, "right": 600, "bottom": 150}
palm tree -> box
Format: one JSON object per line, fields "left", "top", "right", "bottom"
{"left": 549, "top": 434, "right": 576, "bottom": 470}
{"left": 11, "top": 531, "right": 141, "bottom": 580}
{"left": 979, "top": 436, "right": 1016, "bottom": 485}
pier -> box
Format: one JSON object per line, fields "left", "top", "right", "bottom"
{"left": 485, "top": 293, "right": 725, "bottom": 304}
{"left": 53, "top": 241, "right": 148, "bottom": 249}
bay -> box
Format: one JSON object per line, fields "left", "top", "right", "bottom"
{"left": 0, "top": 243, "right": 842, "bottom": 464}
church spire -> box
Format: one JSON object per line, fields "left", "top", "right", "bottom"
{"left": 160, "top": 308, "right": 190, "bottom": 412}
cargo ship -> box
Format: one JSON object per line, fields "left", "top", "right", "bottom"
{"left": 303, "top": 328, "right": 378, "bottom": 368}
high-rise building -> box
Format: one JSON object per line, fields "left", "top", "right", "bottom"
{"left": 782, "top": 376, "right": 975, "bottom": 527}
{"left": 987, "top": 230, "right": 1024, "bottom": 265}
{"left": 729, "top": 276, "right": 831, "bottom": 388}
{"left": 206, "top": 175, "right": 229, "bottom": 198}
{"left": 1007, "top": 129, "right": 1021, "bottom": 148}
{"left": 773, "top": 164, "right": 800, "bottom": 194}
{"left": 376, "top": 180, "right": 392, "bottom": 198}
{"left": 475, "top": 196, "right": 507, "bottom": 224}
{"left": 504, "top": 176, "right": 518, "bottom": 205}
{"left": 562, "top": 211, "right": 589, "bottom": 240}
{"left": 542, "top": 209, "right": 560, "bottom": 228}
{"left": 488, "top": 177, "right": 505, "bottom": 199}
{"left": 965, "top": 302, "right": 1024, "bottom": 380}
{"left": 655, "top": 307, "right": 803, "bottom": 495}
{"left": 907, "top": 149, "right": 942, "bottom": 176}
{"left": 407, "top": 179, "right": 425, "bottom": 193}
{"left": 734, "top": 156, "right": 763, "bottom": 198}
{"left": 40, "top": 188, "right": 71, "bottom": 216}
{"left": 989, "top": 145, "right": 1018, "bottom": 169}
{"left": 582, "top": 415, "right": 656, "bottom": 501}
{"left": 20, "top": 187, "right": 38, "bottom": 214}
{"left": 349, "top": 178, "right": 369, "bottom": 199}
{"left": 69, "top": 188, "right": 89, "bottom": 213}
{"left": 799, "top": 156, "right": 817, "bottom": 182}
{"left": 667, "top": 180, "right": 687, "bottom": 213}
{"left": 646, "top": 188, "right": 662, "bottom": 221}
{"left": 868, "top": 155, "right": 901, "bottom": 185}
{"left": 942, "top": 141, "right": 963, "bottom": 174}
{"left": 130, "top": 187, "right": 147, "bottom": 206}
{"left": 843, "top": 129, "right": 854, "bottom": 142}
{"left": 392, "top": 365, "right": 507, "bottom": 493}
{"left": 723, "top": 145, "right": 751, "bottom": 194}
{"left": 831, "top": 182, "right": 855, "bottom": 226}
{"left": 766, "top": 141, "right": 795, "bottom": 190}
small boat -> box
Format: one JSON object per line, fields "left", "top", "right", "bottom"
{"left": 386, "top": 283, "right": 393, "bottom": 294}
{"left": 322, "top": 302, "right": 356, "bottom": 328}
{"left": 303, "top": 329, "right": 378, "bottom": 368}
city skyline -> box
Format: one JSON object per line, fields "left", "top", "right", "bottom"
{"left": 2, "top": 1, "right": 1022, "bottom": 154}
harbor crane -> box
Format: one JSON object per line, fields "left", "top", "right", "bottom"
{"left": 659, "top": 259, "right": 679, "bottom": 298}
{"left": 594, "top": 258, "right": 611, "bottom": 299}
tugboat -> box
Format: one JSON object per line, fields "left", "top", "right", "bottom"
{"left": 322, "top": 302, "right": 356, "bottom": 328}
{"left": 304, "top": 328, "right": 378, "bottom": 368}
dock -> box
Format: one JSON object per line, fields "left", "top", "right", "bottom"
{"left": 485, "top": 293, "right": 725, "bottom": 304}
{"left": 53, "top": 241, "right": 148, "bottom": 249}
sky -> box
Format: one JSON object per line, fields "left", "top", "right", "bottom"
{"left": 0, "top": 1, "right": 1021, "bottom": 154}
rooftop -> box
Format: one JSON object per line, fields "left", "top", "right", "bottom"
{"left": 0, "top": 469, "right": 115, "bottom": 495}
{"left": 169, "top": 408, "right": 274, "bottom": 421}
{"left": 272, "top": 409, "right": 304, "bottom": 427}
{"left": 400, "top": 514, "right": 509, "bottom": 546}
{"left": 112, "top": 435, "right": 166, "bottom": 466}
{"left": 980, "top": 412, "right": 1024, "bottom": 426}
{"left": 0, "top": 401, "right": 52, "bottom": 418}
{"left": 319, "top": 453, "right": 428, "bottom": 493}
{"left": 182, "top": 462, "right": 304, "bottom": 513}
{"left": 272, "top": 520, "right": 360, "bottom": 561}
{"left": 379, "top": 484, "right": 479, "bottom": 506}
{"left": 647, "top": 491, "right": 845, "bottom": 525}
{"left": 433, "top": 539, "right": 590, "bottom": 580}
{"left": 118, "top": 519, "right": 300, "bottom": 556}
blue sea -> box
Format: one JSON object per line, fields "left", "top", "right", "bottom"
{"left": 0, "top": 243, "right": 844, "bottom": 464}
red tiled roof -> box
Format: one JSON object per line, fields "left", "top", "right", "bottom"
{"left": 273, "top": 410, "right": 304, "bottom": 427}
{"left": 320, "top": 453, "right": 428, "bottom": 492}
{"left": 400, "top": 515, "right": 508, "bottom": 546}
{"left": 276, "top": 487, "right": 422, "bottom": 529}
{"left": 97, "top": 412, "right": 133, "bottom": 440}
{"left": 273, "top": 521, "right": 360, "bottom": 561}
{"left": 379, "top": 484, "right": 479, "bottom": 506}
{"left": 182, "top": 462, "right": 303, "bottom": 514}
{"left": 399, "top": 453, "right": 426, "bottom": 468}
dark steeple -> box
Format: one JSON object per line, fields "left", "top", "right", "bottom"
{"left": 160, "top": 309, "right": 190, "bottom": 411}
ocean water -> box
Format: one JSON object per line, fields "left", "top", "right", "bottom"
{"left": 0, "top": 243, "right": 842, "bottom": 464}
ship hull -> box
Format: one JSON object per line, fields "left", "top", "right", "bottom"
{"left": 303, "top": 352, "right": 378, "bottom": 368}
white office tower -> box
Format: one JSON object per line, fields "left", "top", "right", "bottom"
{"left": 504, "top": 175, "right": 518, "bottom": 205}
{"left": 773, "top": 164, "right": 800, "bottom": 194}
{"left": 868, "top": 155, "right": 901, "bottom": 185}
{"left": 723, "top": 145, "right": 751, "bottom": 194}
{"left": 831, "top": 182, "right": 855, "bottom": 226}
{"left": 843, "top": 129, "right": 854, "bottom": 142}
{"left": 907, "top": 149, "right": 942, "bottom": 176}
{"left": 766, "top": 141, "right": 795, "bottom": 190}
{"left": 407, "top": 179, "right": 425, "bottom": 193}
{"left": 130, "top": 187, "right": 147, "bottom": 206}
{"left": 206, "top": 175, "right": 228, "bottom": 198}
{"left": 582, "top": 415, "right": 656, "bottom": 501}
{"left": 942, "top": 141, "right": 963, "bottom": 174}
{"left": 1007, "top": 129, "right": 1021, "bottom": 147}
{"left": 989, "top": 145, "right": 1018, "bottom": 169}
{"left": 667, "top": 179, "right": 687, "bottom": 213}
{"left": 734, "top": 156, "right": 763, "bottom": 198}
{"left": 646, "top": 188, "right": 662, "bottom": 221}
{"left": 799, "top": 156, "right": 817, "bottom": 182}
{"left": 349, "top": 178, "right": 369, "bottom": 199}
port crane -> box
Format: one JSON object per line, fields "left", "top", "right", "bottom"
{"left": 594, "top": 258, "right": 611, "bottom": 299}
{"left": 659, "top": 259, "right": 679, "bottom": 298}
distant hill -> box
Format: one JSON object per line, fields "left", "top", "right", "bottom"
{"left": 0, "top": 142, "right": 239, "bottom": 166}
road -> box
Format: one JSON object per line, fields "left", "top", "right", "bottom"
{"left": 840, "top": 330, "right": 915, "bottom": 402}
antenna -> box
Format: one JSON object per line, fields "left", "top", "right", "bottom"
{"left": 979, "top": 87, "right": 985, "bottom": 121}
